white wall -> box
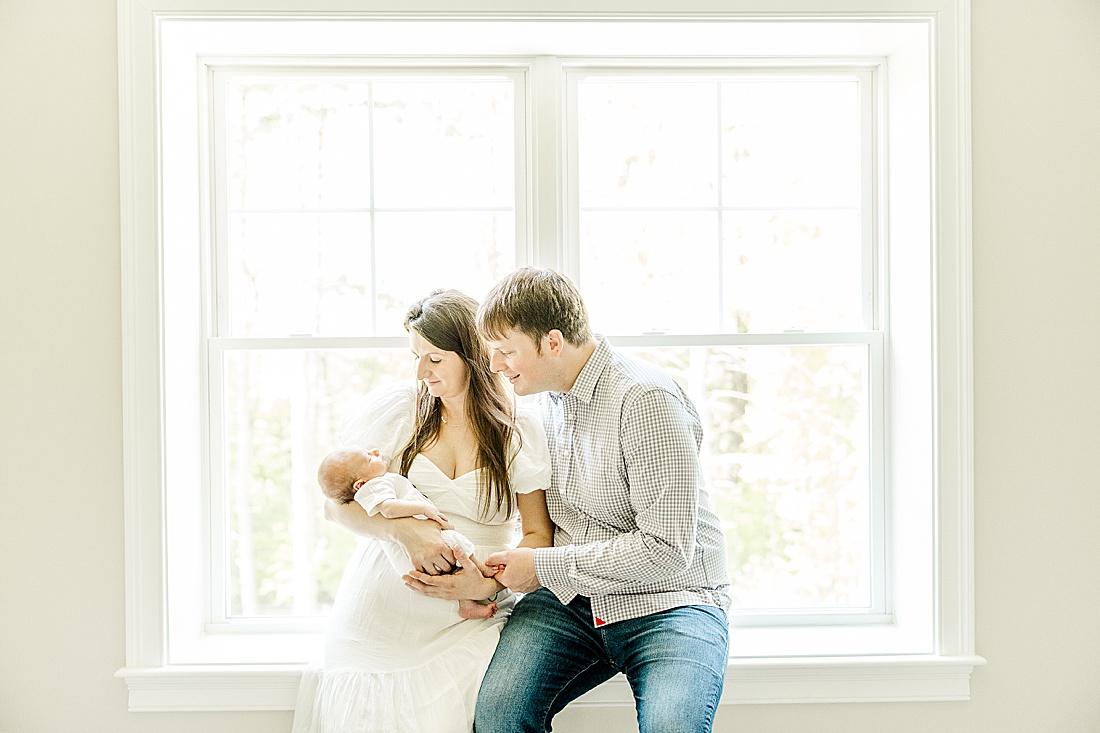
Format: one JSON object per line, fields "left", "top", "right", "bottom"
{"left": 2, "top": 1, "right": 1098, "bottom": 731}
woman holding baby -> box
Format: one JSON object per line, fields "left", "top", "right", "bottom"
{"left": 292, "top": 288, "right": 554, "bottom": 733}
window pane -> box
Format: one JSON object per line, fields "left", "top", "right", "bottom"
{"left": 723, "top": 210, "right": 863, "bottom": 332}
{"left": 721, "top": 80, "right": 861, "bottom": 209}
{"left": 578, "top": 80, "right": 718, "bottom": 207}
{"left": 228, "top": 213, "right": 372, "bottom": 337}
{"left": 222, "top": 75, "right": 517, "bottom": 338}
{"left": 372, "top": 80, "right": 515, "bottom": 209}
{"left": 229, "top": 209, "right": 516, "bottom": 338}
{"left": 223, "top": 348, "right": 412, "bottom": 617}
{"left": 624, "top": 343, "right": 871, "bottom": 611}
{"left": 374, "top": 211, "right": 515, "bottom": 335}
{"left": 226, "top": 81, "right": 372, "bottom": 210}
{"left": 579, "top": 211, "right": 720, "bottom": 334}
{"left": 576, "top": 74, "right": 864, "bottom": 333}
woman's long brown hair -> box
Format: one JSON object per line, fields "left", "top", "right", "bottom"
{"left": 398, "top": 289, "right": 518, "bottom": 520}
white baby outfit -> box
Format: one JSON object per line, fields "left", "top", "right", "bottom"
{"left": 352, "top": 472, "right": 477, "bottom": 570}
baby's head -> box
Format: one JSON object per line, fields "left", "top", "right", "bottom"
{"left": 317, "top": 447, "right": 388, "bottom": 504}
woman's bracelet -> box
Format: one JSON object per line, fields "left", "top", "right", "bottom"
{"left": 485, "top": 579, "right": 508, "bottom": 603}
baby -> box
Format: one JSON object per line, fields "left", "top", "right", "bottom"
{"left": 317, "top": 446, "right": 498, "bottom": 619}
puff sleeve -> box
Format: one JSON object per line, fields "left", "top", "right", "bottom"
{"left": 509, "top": 404, "right": 552, "bottom": 495}
{"left": 337, "top": 383, "right": 417, "bottom": 463}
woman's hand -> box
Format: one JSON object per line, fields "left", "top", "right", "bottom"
{"left": 391, "top": 517, "right": 457, "bottom": 575}
{"left": 325, "top": 499, "right": 456, "bottom": 575}
{"left": 402, "top": 547, "right": 502, "bottom": 601}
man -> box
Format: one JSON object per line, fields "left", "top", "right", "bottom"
{"left": 475, "top": 267, "right": 730, "bottom": 732}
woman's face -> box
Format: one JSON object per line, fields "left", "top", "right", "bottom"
{"left": 410, "top": 330, "right": 470, "bottom": 402}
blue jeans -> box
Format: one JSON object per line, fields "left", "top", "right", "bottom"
{"left": 475, "top": 589, "right": 729, "bottom": 733}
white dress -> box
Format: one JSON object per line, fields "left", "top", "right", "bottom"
{"left": 292, "top": 384, "right": 551, "bottom": 733}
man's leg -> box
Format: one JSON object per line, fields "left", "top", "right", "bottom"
{"left": 475, "top": 589, "right": 617, "bottom": 733}
{"left": 604, "top": 605, "right": 729, "bottom": 733}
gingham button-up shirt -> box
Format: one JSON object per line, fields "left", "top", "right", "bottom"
{"left": 533, "top": 338, "right": 731, "bottom": 627}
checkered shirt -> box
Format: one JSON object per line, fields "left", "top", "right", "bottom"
{"left": 533, "top": 338, "right": 731, "bottom": 627}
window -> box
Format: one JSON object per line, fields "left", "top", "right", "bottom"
{"left": 568, "top": 69, "right": 879, "bottom": 621}
{"left": 212, "top": 71, "right": 523, "bottom": 625}
{"left": 118, "top": 0, "right": 979, "bottom": 711}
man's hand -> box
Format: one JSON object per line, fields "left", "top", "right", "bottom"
{"left": 484, "top": 547, "right": 541, "bottom": 594}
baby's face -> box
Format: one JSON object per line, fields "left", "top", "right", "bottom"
{"left": 352, "top": 448, "right": 388, "bottom": 480}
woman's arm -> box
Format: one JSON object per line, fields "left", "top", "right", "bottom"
{"left": 325, "top": 499, "right": 457, "bottom": 574}
{"left": 481, "top": 491, "right": 554, "bottom": 593}
{"left": 514, "top": 489, "right": 554, "bottom": 549}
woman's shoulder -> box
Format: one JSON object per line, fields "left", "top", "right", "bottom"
{"left": 513, "top": 402, "right": 545, "bottom": 437}
{"left": 338, "top": 382, "right": 418, "bottom": 458}
{"left": 508, "top": 401, "right": 551, "bottom": 494}
{"left": 352, "top": 382, "right": 418, "bottom": 426}
{"left": 367, "top": 381, "right": 418, "bottom": 408}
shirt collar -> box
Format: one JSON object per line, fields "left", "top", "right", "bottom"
{"left": 555, "top": 336, "right": 611, "bottom": 405}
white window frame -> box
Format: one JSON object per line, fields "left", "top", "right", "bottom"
{"left": 116, "top": 0, "right": 980, "bottom": 711}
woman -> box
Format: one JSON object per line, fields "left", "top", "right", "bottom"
{"left": 292, "top": 289, "right": 554, "bottom": 733}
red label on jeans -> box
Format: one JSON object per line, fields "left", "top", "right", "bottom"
{"left": 594, "top": 616, "right": 606, "bottom": 627}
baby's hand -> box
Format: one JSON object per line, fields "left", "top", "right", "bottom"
{"left": 420, "top": 508, "right": 453, "bottom": 531}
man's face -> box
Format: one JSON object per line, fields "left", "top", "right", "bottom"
{"left": 486, "top": 329, "right": 554, "bottom": 396}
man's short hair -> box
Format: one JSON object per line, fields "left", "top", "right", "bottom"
{"left": 477, "top": 267, "right": 592, "bottom": 349}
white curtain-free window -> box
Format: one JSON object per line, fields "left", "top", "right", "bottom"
{"left": 117, "top": 0, "right": 979, "bottom": 711}
{"left": 209, "top": 70, "right": 524, "bottom": 627}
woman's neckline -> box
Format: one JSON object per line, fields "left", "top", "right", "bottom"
{"left": 413, "top": 453, "right": 480, "bottom": 481}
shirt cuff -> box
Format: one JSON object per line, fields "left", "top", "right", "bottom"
{"left": 534, "top": 546, "right": 574, "bottom": 590}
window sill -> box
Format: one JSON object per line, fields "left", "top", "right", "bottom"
{"left": 116, "top": 655, "right": 986, "bottom": 711}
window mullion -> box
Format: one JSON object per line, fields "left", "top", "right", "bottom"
{"left": 715, "top": 80, "right": 725, "bottom": 333}
{"left": 865, "top": 65, "right": 882, "bottom": 331}
{"left": 204, "top": 339, "right": 230, "bottom": 627}
{"left": 367, "top": 80, "right": 378, "bottom": 336}
{"left": 870, "top": 329, "right": 887, "bottom": 615}
{"left": 210, "top": 70, "right": 232, "bottom": 338}
{"left": 605, "top": 331, "right": 880, "bottom": 348}
{"left": 206, "top": 67, "right": 231, "bottom": 630}
{"left": 528, "top": 55, "right": 565, "bottom": 270}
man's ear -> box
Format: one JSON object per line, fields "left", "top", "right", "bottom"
{"left": 546, "top": 329, "right": 566, "bottom": 357}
